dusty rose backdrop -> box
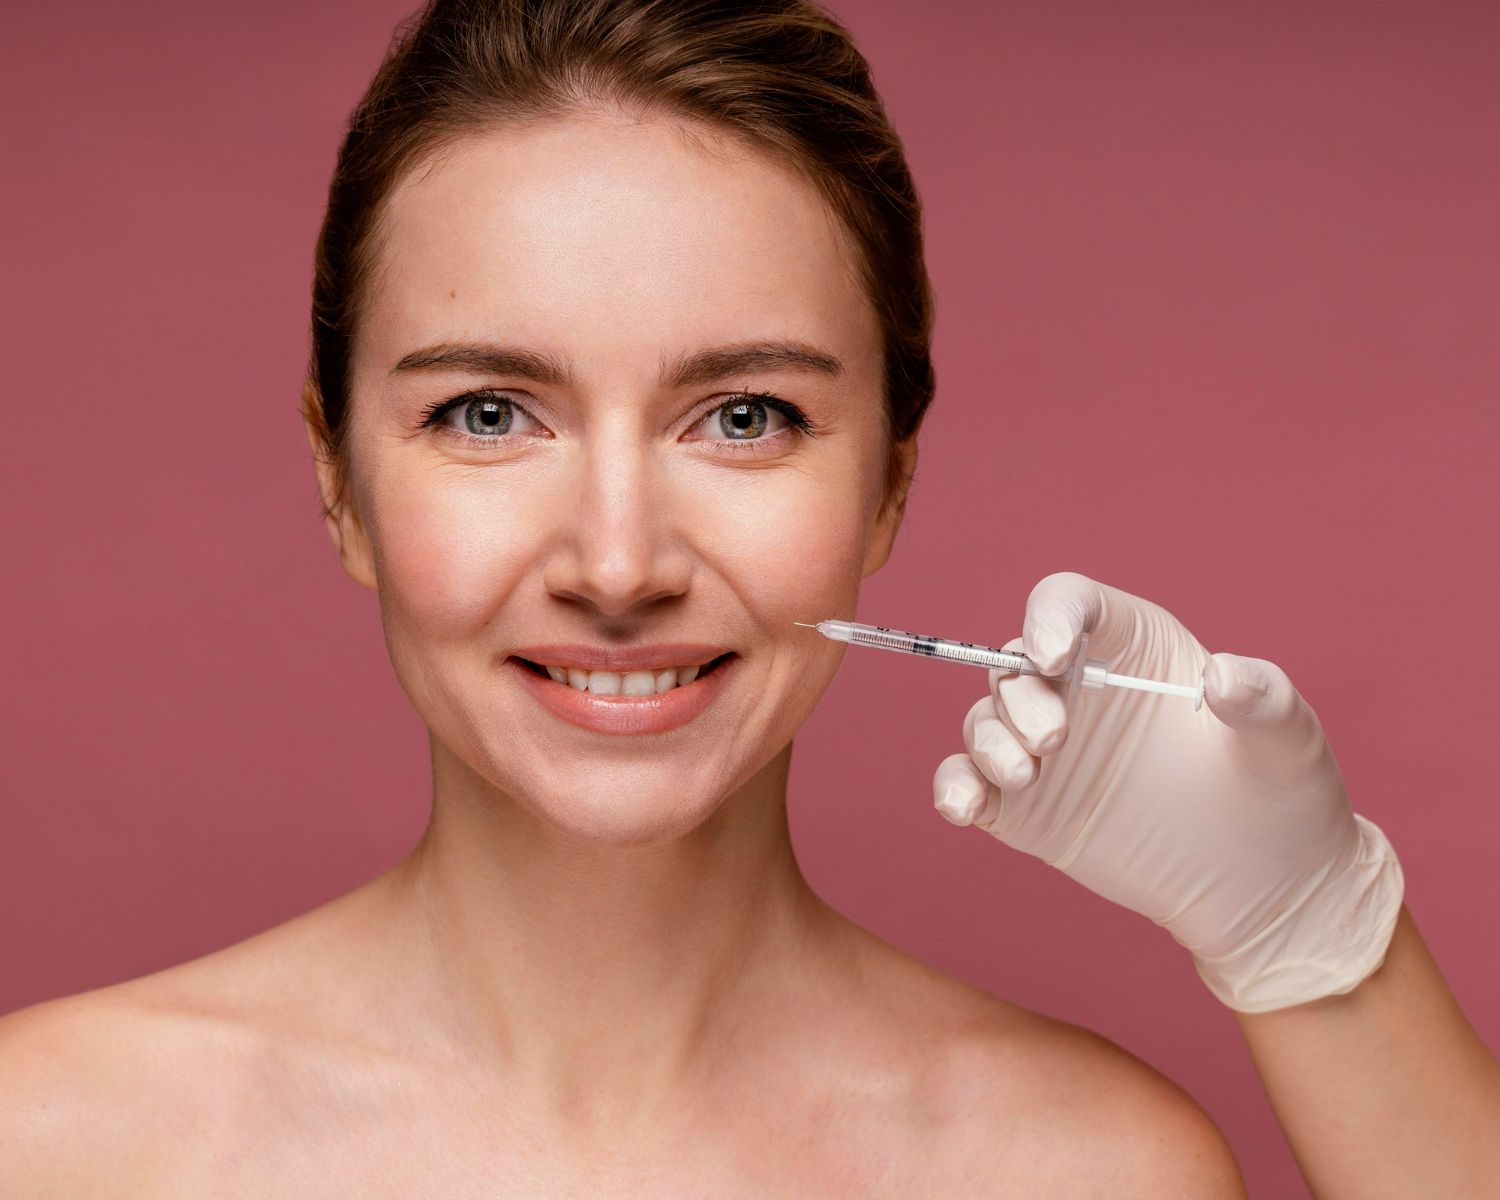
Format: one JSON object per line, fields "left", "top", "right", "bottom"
{"left": 3, "top": 1, "right": 1496, "bottom": 1193}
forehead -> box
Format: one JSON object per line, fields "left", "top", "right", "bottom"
{"left": 356, "top": 111, "right": 877, "bottom": 376}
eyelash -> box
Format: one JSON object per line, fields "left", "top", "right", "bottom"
{"left": 416, "top": 389, "right": 821, "bottom": 453}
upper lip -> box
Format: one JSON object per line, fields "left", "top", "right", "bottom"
{"left": 510, "top": 644, "right": 734, "bottom": 672}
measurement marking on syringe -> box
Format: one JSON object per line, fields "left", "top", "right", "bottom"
{"left": 798, "top": 617, "right": 1207, "bottom": 712}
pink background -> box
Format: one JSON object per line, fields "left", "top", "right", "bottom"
{"left": 4, "top": 0, "right": 1496, "bottom": 1192}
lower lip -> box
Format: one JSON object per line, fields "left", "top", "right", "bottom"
{"left": 508, "top": 655, "right": 736, "bottom": 735}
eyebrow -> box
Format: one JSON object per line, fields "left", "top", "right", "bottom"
{"left": 391, "top": 339, "right": 844, "bottom": 388}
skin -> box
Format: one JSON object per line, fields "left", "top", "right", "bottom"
{"left": 1233, "top": 905, "right": 1500, "bottom": 1197}
{"left": 0, "top": 108, "right": 1244, "bottom": 1196}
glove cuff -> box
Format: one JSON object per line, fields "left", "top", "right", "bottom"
{"left": 1190, "top": 813, "right": 1405, "bottom": 1014}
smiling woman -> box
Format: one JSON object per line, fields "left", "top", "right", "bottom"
{"left": 326, "top": 103, "right": 908, "bottom": 847}
{"left": 0, "top": 0, "right": 1246, "bottom": 1194}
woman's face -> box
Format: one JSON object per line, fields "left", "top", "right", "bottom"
{"left": 317, "top": 110, "right": 911, "bottom": 842}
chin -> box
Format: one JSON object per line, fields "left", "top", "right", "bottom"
{"left": 530, "top": 783, "right": 724, "bottom": 846}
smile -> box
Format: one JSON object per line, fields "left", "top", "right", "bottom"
{"left": 507, "top": 653, "right": 738, "bottom": 735}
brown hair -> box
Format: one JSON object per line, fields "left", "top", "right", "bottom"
{"left": 303, "top": 0, "right": 935, "bottom": 524}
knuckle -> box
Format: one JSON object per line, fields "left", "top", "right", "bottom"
{"left": 935, "top": 754, "right": 1000, "bottom": 823}
{"left": 980, "top": 734, "right": 1033, "bottom": 788}
{"left": 1006, "top": 755, "right": 1039, "bottom": 789}
{"left": 962, "top": 695, "right": 995, "bottom": 747}
{"left": 933, "top": 751, "right": 973, "bottom": 784}
{"left": 1017, "top": 720, "right": 1057, "bottom": 756}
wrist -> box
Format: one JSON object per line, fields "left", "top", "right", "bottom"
{"left": 1189, "top": 813, "right": 1406, "bottom": 1014}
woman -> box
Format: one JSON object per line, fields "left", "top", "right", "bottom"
{"left": 2, "top": 0, "right": 1495, "bottom": 1193}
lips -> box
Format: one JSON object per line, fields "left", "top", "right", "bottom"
{"left": 508, "top": 650, "right": 738, "bottom": 735}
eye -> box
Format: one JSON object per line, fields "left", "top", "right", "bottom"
{"left": 692, "top": 392, "right": 817, "bottom": 450}
{"left": 419, "top": 390, "right": 544, "bottom": 445}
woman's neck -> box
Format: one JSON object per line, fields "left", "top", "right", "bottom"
{"left": 374, "top": 737, "right": 834, "bottom": 1132}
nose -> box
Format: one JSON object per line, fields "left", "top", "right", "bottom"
{"left": 540, "top": 423, "right": 693, "bottom": 618}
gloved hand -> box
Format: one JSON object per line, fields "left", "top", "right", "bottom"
{"left": 932, "top": 571, "right": 1405, "bottom": 1013}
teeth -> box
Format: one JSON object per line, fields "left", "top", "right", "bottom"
{"left": 538, "top": 661, "right": 711, "bottom": 694}
{"left": 622, "top": 671, "right": 657, "bottom": 696}
{"left": 588, "top": 672, "right": 622, "bottom": 696}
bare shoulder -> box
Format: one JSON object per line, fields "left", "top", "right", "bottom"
{"left": 831, "top": 923, "right": 1246, "bottom": 1197}
{"left": 0, "top": 873, "right": 433, "bottom": 1196}
{"left": 0, "top": 897, "right": 368, "bottom": 1196}
{"left": 939, "top": 1003, "right": 1247, "bottom": 1196}
{"left": 0, "top": 983, "right": 230, "bottom": 1195}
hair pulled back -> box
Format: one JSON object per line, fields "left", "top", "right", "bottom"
{"left": 304, "top": 0, "right": 935, "bottom": 522}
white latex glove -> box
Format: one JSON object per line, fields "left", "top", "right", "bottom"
{"left": 932, "top": 571, "right": 1404, "bottom": 1013}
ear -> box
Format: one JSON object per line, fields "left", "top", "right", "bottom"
{"left": 301, "top": 382, "right": 378, "bottom": 591}
{"left": 862, "top": 435, "right": 919, "bottom": 577}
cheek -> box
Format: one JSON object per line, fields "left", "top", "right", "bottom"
{"left": 364, "top": 470, "right": 539, "bottom": 638}
{"left": 691, "top": 452, "right": 877, "bottom": 630}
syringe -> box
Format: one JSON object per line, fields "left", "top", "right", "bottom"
{"left": 795, "top": 619, "right": 1205, "bottom": 712}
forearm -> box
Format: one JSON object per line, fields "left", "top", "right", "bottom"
{"left": 1233, "top": 903, "right": 1500, "bottom": 1198}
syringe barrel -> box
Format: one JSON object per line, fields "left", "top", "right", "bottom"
{"left": 826, "top": 621, "right": 1032, "bottom": 672}
{"left": 832, "top": 622, "right": 911, "bottom": 652}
